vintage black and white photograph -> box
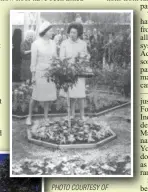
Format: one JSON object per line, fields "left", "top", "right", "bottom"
{"left": 10, "top": 10, "right": 133, "bottom": 177}
{"left": 0, "top": 152, "right": 42, "bottom": 191}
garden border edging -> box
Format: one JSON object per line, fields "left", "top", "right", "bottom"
{"left": 27, "top": 128, "right": 117, "bottom": 149}
{"left": 13, "top": 102, "right": 130, "bottom": 119}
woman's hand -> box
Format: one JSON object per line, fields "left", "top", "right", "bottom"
{"left": 24, "top": 50, "right": 31, "bottom": 55}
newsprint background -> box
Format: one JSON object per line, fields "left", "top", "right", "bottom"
{"left": 0, "top": 0, "right": 146, "bottom": 191}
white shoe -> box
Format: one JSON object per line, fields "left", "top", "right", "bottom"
{"left": 26, "top": 117, "right": 32, "bottom": 126}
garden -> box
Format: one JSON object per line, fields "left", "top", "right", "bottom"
{"left": 12, "top": 16, "right": 132, "bottom": 176}
{"left": 12, "top": 53, "right": 131, "bottom": 176}
{"left": 12, "top": 65, "right": 130, "bottom": 117}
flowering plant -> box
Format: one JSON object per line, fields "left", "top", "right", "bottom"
{"left": 12, "top": 81, "right": 33, "bottom": 113}
{"left": 44, "top": 54, "right": 93, "bottom": 92}
{"left": 12, "top": 153, "right": 131, "bottom": 175}
{"left": 30, "top": 118, "right": 112, "bottom": 145}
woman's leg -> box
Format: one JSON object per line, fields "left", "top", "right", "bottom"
{"left": 71, "top": 98, "right": 76, "bottom": 118}
{"left": 26, "top": 98, "right": 35, "bottom": 125}
{"left": 80, "top": 98, "right": 85, "bottom": 119}
{"left": 44, "top": 101, "right": 49, "bottom": 120}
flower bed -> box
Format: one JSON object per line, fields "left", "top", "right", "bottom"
{"left": 12, "top": 82, "right": 127, "bottom": 116}
{"left": 12, "top": 153, "right": 131, "bottom": 175}
{"left": 26, "top": 118, "right": 116, "bottom": 149}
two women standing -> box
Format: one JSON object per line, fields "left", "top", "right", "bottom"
{"left": 26, "top": 21, "right": 89, "bottom": 125}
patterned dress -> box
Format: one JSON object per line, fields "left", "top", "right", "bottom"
{"left": 60, "top": 38, "right": 88, "bottom": 98}
{"left": 20, "top": 40, "right": 32, "bottom": 81}
{"left": 30, "top": 38, "right": 57, "bottom": 101}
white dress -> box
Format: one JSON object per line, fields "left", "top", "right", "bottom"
{"left": 30, "top": 38, "right": 57, "bottom": 101}
{"left": 60, "top": 38, "right": 88, "bottom": 98}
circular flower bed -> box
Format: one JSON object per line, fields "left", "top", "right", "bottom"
{"left": 30, "top": 119, "right": 114, "bottom": 145}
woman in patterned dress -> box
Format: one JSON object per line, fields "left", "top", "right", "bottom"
{"left": 60, "top": 22, "right": 89, "bottom": 120}
{"left": 20, "top": 30, "right": 35, "bottom": 82}
{"left": 26, "top": 21, "right": 57, "bottom": 125}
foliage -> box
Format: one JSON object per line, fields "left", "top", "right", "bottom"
{"left": 12, "top": 55, "right": 129, "bottom": 116}
{"left": 44, "top": 55, "right": 93, "bottom": 92}
{"left": 30, "top": 118, "right": 112, "bottom": 145}
{"left": 104, "top": 28, "right": 131, "bottom": 66}
{"left": 12, "top": 82, "right": 127, "bottom": 115}
{"left": 86, "top": 90, "right": 125, "bottom": 113}
{"left": 12, "top": 81, "right": 33, "bottom": 113}
{"left": 12, "top": 153, "right": 131, "bottom": 175}
{"left": 87, "top": 66, "right": 131, "bottom": 95}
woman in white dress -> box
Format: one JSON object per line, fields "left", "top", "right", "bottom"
{"left": 60, "top": 22, "right": 89, "bottom": 120}
{"left": 26, "top": 21, "right": 57, "bottom": 125}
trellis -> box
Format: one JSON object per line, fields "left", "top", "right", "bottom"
{"left": 24, "top": 12, "right": 41, "bottom": 39}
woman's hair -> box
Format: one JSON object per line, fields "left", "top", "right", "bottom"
{"left": 39, "top": 25, "right": 52, "bottom": 37}
{"left": 25, "top": 30, "right": 35, "bottom": 41}
{"left": 67, "top": 22, "right": 83, "bottom": 37}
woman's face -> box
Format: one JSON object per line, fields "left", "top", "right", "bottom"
{"left": 27, "top": 35, "right": 34, "bottom": 43}
{"left": 25, "top": 31, "right": 35, "bottom": 43}
{"left": 69, "top": 28, "right": 78, "bottom": 41}
{"left": 45, "top": 28, "right": 54, "bottom": 39}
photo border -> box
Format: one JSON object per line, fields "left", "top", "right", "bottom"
{"left": 10, "top": 9, "right": 133, "bottom": 178}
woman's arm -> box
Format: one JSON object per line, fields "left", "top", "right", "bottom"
{"left": 59, "top": 41, "right": 66, "bottom": 60}
{"left": 30, "top": 42, "right": 38, "bottom": 84}
{"left": 30, "top": 41, "right": 37, "bottom": 74}
{"left": 52, "top": 40, "right": 58, "bottom": 58}
{"left": 21, "top": 41, "right": 31, "bottom": 55}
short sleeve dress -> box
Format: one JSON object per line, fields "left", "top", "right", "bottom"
{"left": 60, "top": 38, "right": 88, "bottom": 98}
{"left": 30, "top": 38, "right": 57, "bottom": 101}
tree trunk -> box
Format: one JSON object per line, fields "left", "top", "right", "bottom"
{"left": 66, "top": 89, "right": 71, "bottom": 128}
